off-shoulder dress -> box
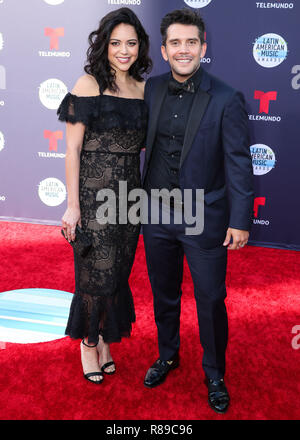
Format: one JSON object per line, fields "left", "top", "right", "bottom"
{"left": 57, "top": 92, "right": 147, "bottom": 344}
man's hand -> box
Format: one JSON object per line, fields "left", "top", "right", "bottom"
{"left": 223, "top": 228, "right": 249, "bottom": 250}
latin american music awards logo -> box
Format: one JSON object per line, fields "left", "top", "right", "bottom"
{"left": 253, "top": 33, "right": 288, "bottom": 68}
{"left": 184, "top": 0, "right": 213, "bottom": 8}
{"left": 44, "top": 0, "right": 64, "bottom": 5}
{"left": 0, "top": 65, "right": 6, "bottom": 90}
{"left": 39, "top": 79, "right": 68, "bottom": 110}
{"left": 250, "top": 144, "right": 276, "bottom": 176}
{"left": 0, "top": 131, "right": 5, "bottom": 152}
{"left": 38, "top": 177, "right": 66, "bottom": 207}
{"left": 107, "top": 0, "right": 142, "bottom": 4}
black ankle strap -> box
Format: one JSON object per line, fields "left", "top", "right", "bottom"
{"left": 82, "top": 339, "right": 98, "bottom": 348}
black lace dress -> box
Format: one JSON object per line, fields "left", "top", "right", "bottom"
{"left": 57, "top": 92, "right": 147, "bottom": 344}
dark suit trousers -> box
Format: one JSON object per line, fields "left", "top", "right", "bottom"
{"left": 142, "top": 203, "right": 228, "bottom": 380}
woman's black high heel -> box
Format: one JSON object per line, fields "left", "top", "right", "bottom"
{"left": 101, "top": 361, "right": 116, "bottom": 375}
{"left": 81, "top": 339, "right": 104, "bottom": 384}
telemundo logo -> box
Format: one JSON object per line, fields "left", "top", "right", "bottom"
{"left": 256, "top": 2, "right": 294, "bottom": 9}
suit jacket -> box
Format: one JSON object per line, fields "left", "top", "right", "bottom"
{"left": 142, "top": 68, "right": 254, "bottom": 245}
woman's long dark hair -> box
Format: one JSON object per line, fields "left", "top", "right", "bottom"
{"left": 84, "top": 7, "right": 152, "bottom": 93}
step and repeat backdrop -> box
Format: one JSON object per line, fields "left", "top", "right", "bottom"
{"left": 0, "top": 0, "right": 299, "bottom": 250}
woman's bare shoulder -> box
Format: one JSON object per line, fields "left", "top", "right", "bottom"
{"left": 71, "top": 74, "right": 100, "bottom": 97}
{"left": 136, "top": 80, "right": 146, "bottom": 98}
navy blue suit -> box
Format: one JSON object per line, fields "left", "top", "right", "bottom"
{"left": 142, "top": 68, "right": 254, "bottom": 380}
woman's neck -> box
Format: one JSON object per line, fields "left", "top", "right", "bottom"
{"left": 114, "top": 69, "right": 132, "bottom": 86}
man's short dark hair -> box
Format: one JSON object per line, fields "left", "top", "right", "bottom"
{"left": 160, "top": 8, "right": 206, "bottom": 46}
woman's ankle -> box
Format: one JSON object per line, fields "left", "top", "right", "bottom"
{"left": 82, "top": 338, "right": 98, "bottom": 348}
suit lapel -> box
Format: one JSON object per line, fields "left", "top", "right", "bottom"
{"left": 145, "top": 78, "right": 168, "bottom": 164}
{"left": 180, "top": 71, "right": 212, "bottom": 168}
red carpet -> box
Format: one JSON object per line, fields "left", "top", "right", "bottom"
{"left": 0, "top": 221, "right": 299, "bottom": 420}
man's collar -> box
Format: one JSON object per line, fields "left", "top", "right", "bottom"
{"left": 170, "top": 65, "right": 202, "bottom": 90}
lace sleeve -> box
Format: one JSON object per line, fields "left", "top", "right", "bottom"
{"left": 57, "top": 92, "right": 97, "bottom": 126}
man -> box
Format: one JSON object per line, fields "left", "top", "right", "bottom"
{"left": 142, "top": 9, "right": 254, "bottom": 414}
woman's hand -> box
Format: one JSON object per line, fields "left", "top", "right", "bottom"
{"left": 62, "top": 206, "right": 81, "bottom": 242}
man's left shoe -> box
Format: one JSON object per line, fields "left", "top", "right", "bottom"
{"left": 205, "top": 377, "right": 230, "bottom": 414}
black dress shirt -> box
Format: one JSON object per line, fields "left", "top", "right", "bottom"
{"left": 145, "top": 67, "right": 203, "bottom": 192}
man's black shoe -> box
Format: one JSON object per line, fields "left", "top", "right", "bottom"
{"left": 205, "top": 377, "right": 230, "bottom": 414}
{"left": 144, "top": 355, "right": 179, "bottom": 388}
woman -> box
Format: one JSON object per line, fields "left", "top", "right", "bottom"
{"left": 58, "top": 7, "right": 152, "bottom": 384}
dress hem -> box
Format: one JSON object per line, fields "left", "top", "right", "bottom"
{"left": 65, "top": 327, "right": 135, "bottom": 345}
